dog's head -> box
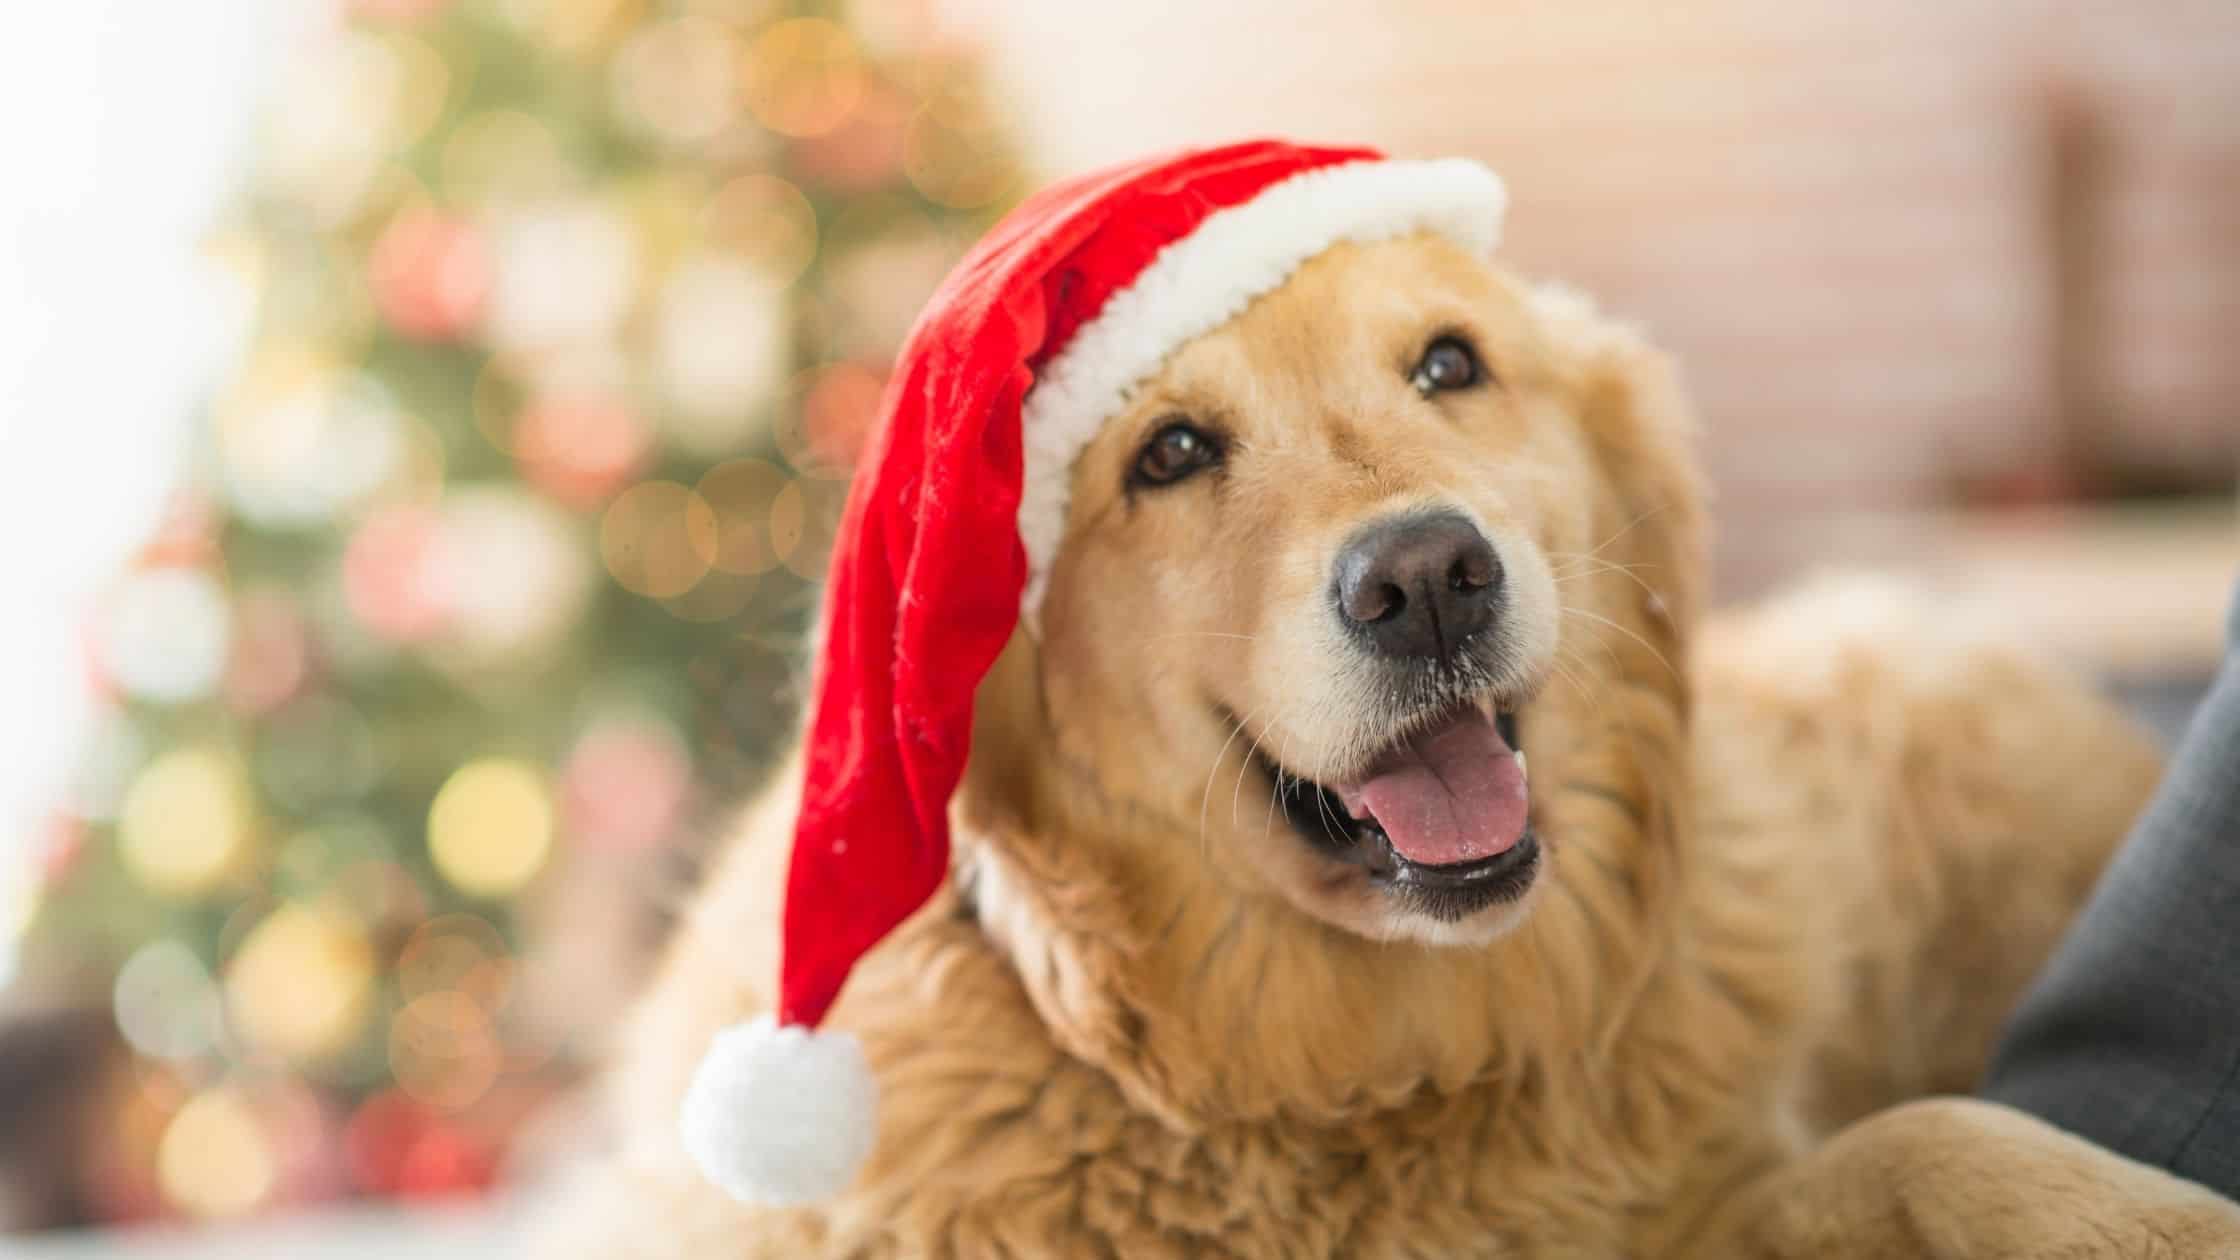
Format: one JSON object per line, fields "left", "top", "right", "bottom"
{"left": 959, "top": 232, "right": 1705, "bottom": 1117}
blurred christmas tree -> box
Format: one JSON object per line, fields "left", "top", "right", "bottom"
{"left": 6, "top": 0, "right": 1015, "bottom": 1229}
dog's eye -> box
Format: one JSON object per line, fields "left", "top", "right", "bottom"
{"left": 1131, "top": 421, "right": 1223, "bottom": 488}
{"left": 1410, "top": 336, "right": 1483, "bottom": 395}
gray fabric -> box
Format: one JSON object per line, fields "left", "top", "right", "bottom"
{"left": 1982, "top": 585, "right": 2240, "bottom": 1200}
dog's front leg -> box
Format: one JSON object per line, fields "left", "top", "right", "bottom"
{"left": 1674, "top": 1097, "right": 2240, "bottom": 1260}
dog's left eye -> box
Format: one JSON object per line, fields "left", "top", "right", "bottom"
{"left": 1131, "top": 421, "right": 1224, "bottom": 488}
{"left": 1410, "top": 336, "right": 1483, "bottom": 395}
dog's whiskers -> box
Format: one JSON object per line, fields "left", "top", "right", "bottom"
{"left": 1547, "top": 503, "right": 1669, "bottom": 571}
{"left": 1199, "top": 701, "right": 1263, "bottom": 862}
{"left": 1560, "top": 604, "right": 1679, "bottom": 681}
{"left": 1549, "top": 558, "right": 1663, "bottom": 605}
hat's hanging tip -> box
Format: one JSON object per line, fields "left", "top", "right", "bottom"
{"left": 679, "top": 1015, "right": 879, "bottom": 1206}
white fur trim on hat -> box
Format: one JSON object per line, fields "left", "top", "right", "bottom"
{"left": 679, "top": 1015, "right": 879, "bottom": 1206}
{"left": 1015, "top": 156, "right": 1508, "bottom": 621}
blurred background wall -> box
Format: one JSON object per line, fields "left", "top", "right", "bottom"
{"left": 946, "top": 0, "right": 2240, "bottom": 594}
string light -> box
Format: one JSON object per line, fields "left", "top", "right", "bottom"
{"left": 158, "top": 1087, "right": 277, "bottom": 1219}
{"left": 654, "top": 253, "right": 790, "bottom": 455}
{"left": 695, "top": 458, "right": 790, "bottom": 575}
{"left": 769, "top": 476, "right": 848, "bottom": 581}
{"left": 32, "top": 0, "right": 1027, "bottom": 1225}
{"left": 390, "top": 990, "right": 501, "bottom": 1110}
{"left": 118, "top": 746, "right": 254, "bottom": 899}
{"left": 225, "top": 903, "right": 376, "bottom": 1063}
{"left": 740, "top": 18, "right": 866, "bottom": 137}
{"left": 95, "top": 567, "right": 233, "bottom": 705}
{"left": 483, "top": 200, "right": 640, "bottom": 351}
{"left": 428, "top": 758, "right": 555, "bottom": 897}
{"left": 611, "top": 17, "right": 741, "bottom": 146}
{"left": 791, "top": 361, "right": 887, "bottom": 476}
{"left": 114, "top": 940, "right": 222, "bottom": 1062}
{"left": 397, "top": 913, "right": 514, "bottom": 1010}
{"left": 600, "top": 480, "right": 720, "bottom": 599}
{"left": 439, "top": 109, "right": 573, "bottom": 206}
{"left": 705, "top": 173, "right": 819, "bottom": 284}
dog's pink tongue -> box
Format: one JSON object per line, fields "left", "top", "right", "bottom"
{"left": 1334, "top": 711, "right": 1527, "bottom": 867}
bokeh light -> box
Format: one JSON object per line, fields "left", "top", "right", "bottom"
{"left": 512, "top": 395, "right": 652, "bottom": 507}
{"left": 705, "top": 173, "right": 819, "bottom": 284}
{"left": 655, "top": 253, "right": 791, "bottom": 455}
{"left": 223, "top": 589, "right": 313, "bottom": 716}
{"left": 483, "top": 200, "right": 639, "bottom": 351}
{"left": 216, "top": 348, "right": 403, "bottom": 527}
{"left": 611, "top": 17, "right": 742, "bottom": 146}
{"left": 769, "top": 475, "right": 849, "bottom": 581}
{"left": 600, "top": 480, "right": 720, "bottom": 599}
{"left": 741, "top": 18, "right": 866, "bottom": 137}
{"left": 788, "top": 360, "right": 887, "bottom": 476}
{"left": 427, "top": 758, "right": 555, "bottom": 898}
{"left": 342, "top": 505, "right": 449, "bottom": 644}
{"left": 439, "top": 110, "right": 574, "bottom": 207}
{"left": 562, "top": 719, "right": 692, "bottom": 853}
{"left": 390, "top": 991, "right": 501, "bottom": 1110}
{"left": 225, "top": 903, "right": 376, "bottom": 1063}
{"left": 368, "top": 206, "right": 489, "bottom": 341}
{"left": 397, "top": 914, "right": 514, "bottom": 1010}
{"left": 427, "top": 489, "right": 595, "bottom": 669}
{"left": 118, "top": 746, "right": 254, "bottom": 899}
{"left": 695, "top": 458, "right": 791, "bottom": 575}
{"left": 113, "top": 941, "right": 222, "bottom": 1063}
{"left": 157, "top": 1087, "right": 277, "bottom": 1220}
{"left": 259, "top": 30, "right": 402, "bottom": 224}
{"left": 15, "top": 0, "right": 1028, "bottom": 1231}
{"left": 95, "top": 567, "right": 232, "bottom": 705}
{"left": 903, "top": 108, "right": 1015, "bottom": 210}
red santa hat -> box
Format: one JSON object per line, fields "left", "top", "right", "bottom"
{"left": 679, "top": 140, "right": 1508, "bottom": 1204}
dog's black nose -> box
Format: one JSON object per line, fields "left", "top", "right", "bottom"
{"left": 1333, "top": 511, "right": 1503, "bottom": 660}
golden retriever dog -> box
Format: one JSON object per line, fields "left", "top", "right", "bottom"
{"left": 535, "top": 233, "right": 2240, "bottom": 1257}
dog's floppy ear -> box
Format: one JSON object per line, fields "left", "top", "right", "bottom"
{"left": 1532, "top": 285, "right": 1709, "bottom": 659}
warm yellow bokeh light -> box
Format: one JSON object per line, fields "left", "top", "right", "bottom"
{"left": 705, "top": 173, "right": 818, "bottom": 284}
{"left": 118, "top": 747, "right": 253, "bottom": 899}
{"left": 225, "top": 903, "right": 375, "bottom": 1063}
{"left": 391, "top": 989, "right": 502, "bottom": 1110}
{"left": 157, "top": 1087, "right": 276, "bottom": 1220}
{"left": 600, "top": 480, "right": 720, "bottom": 598}
{"left": 740, "top": 18, "right": 865, "bottom": 137}
{"left": 428, "top": 758, "right": 555, "bottom": 897}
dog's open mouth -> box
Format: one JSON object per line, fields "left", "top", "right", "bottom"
{"left": 1253, "top": 701, "right": 1540, "bottom": 920}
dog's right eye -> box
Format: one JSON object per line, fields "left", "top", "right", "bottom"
{"left": 1131, "top": 421, "right": 1224, "bottom": 488}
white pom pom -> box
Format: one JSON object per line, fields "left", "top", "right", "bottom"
{"left": 679, "top": 1016, "right": 879, "bottom": 1205}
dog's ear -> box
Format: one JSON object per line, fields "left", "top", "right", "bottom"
{"left": 1531, "top": 285, "right": 1709, "bottom": 663}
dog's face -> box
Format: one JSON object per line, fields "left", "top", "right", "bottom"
{"left": 1024, "top": 233, "right": 1689, "bottom": 949}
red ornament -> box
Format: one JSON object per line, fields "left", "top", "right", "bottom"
{"left": 369, "top": 208, "right": 489, "bottom": 342}
{"left": 342, "top": 1090, "right": 431, "bottom": 1197}
{"left": 395, "top": 1123, "right": 498, "bottom": 1200}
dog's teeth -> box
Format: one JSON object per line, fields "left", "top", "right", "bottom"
{"left": 1513, "top": 750, "right": 1528, "bottom": 779}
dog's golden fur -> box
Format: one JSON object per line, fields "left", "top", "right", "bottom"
{"left": 537, "top": 238, "right": 2240, "bottom": 1257}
